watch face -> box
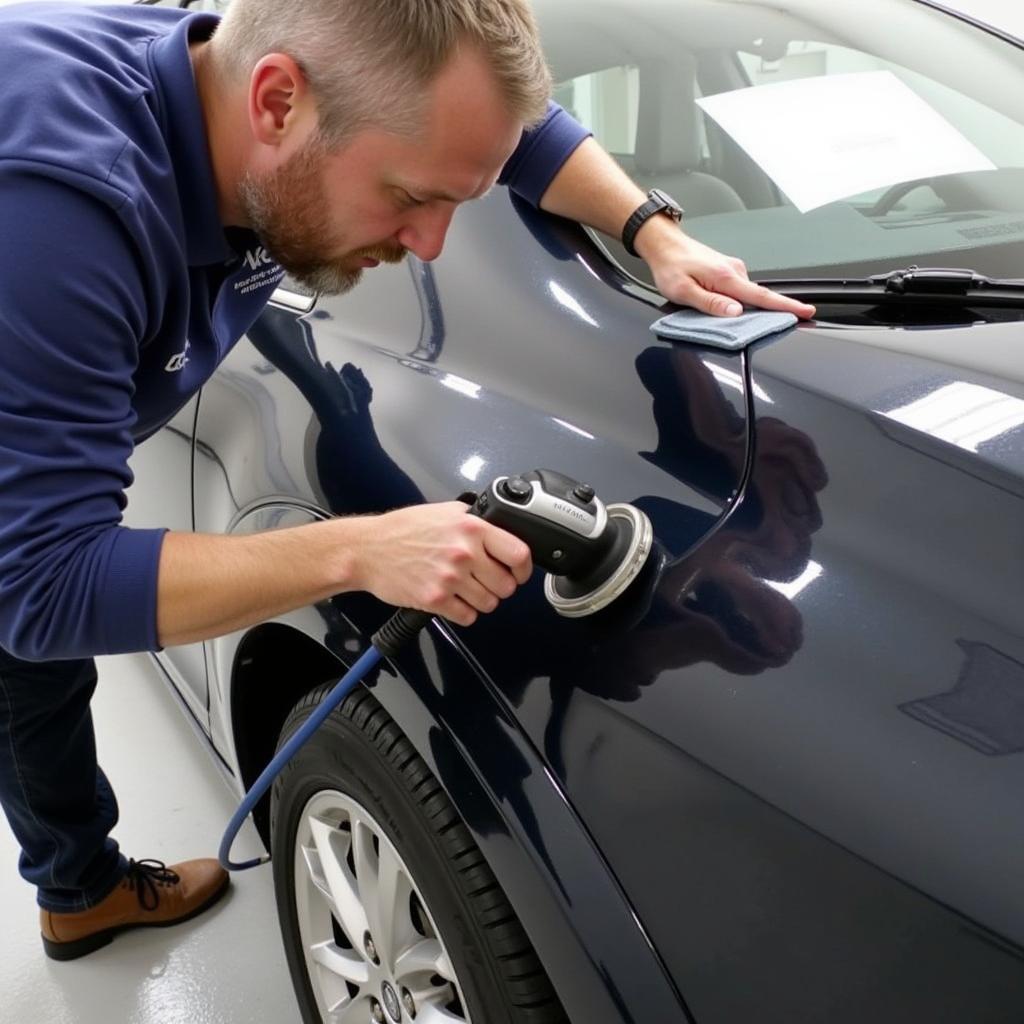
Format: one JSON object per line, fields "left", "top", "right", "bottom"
{"left": 650, "top": 188, "right": 683, "bottom": 219}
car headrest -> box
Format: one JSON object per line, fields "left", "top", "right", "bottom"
{"left": 634, "top": 56, "right": 703, "bottom": 175}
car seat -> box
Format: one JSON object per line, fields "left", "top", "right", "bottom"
{"left": 632, "top": 57, "right": 747, "bottom": 217}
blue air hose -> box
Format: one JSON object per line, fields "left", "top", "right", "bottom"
{"left": 219, "top": 608, "right": 429, "bottom": 871}
{"left": 218, "top": 645, "right": 383, "bottom": 870}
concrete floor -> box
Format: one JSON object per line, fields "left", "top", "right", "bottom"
{"left": 0, "top": 653, "right": 302, "bottom": 1024}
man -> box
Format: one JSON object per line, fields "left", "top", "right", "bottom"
{"left": 0, "top": 0, "right": 814, "bottom": 961}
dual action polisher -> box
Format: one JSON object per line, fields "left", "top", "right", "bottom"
{"left": 220, "top": 469, "right": 654, "bottom": 870}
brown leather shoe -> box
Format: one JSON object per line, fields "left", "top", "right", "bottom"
{"left": 40, "top": 858, "right": 230, "bottom": 961}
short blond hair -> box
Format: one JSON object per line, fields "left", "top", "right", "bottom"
{"left": 210, "top": 0, "right": 552, "bottom": 145}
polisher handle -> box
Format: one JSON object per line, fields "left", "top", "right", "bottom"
{"left": 371, "top": 471, "right": 615, "bottom": 655}
{"left": 470, "top": 471, "right": 615, "bottom": 577}
{"left": 370, "top": 490, "right": 484, "bottom": 657}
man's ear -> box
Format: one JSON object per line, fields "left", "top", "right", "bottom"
{"left": 248, "top": 53, "right": 311, "bottom": 146}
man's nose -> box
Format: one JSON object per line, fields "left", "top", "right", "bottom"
{"left": 397, "top": 203, "right": 456, "bottom": 263}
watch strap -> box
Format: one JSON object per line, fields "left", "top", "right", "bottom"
{"left": 622, "top": 192, "right": 682, "bottom": 258}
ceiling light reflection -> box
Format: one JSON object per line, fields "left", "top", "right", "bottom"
{"left": 552, "top": 417, "right": 595, "bottom": 439}
{"left": 884, "top": 381, "right": 1024, "bottom": 452}
{"left": 548, "top": 281, "right": 600, "bottom": 328}
{"left": 460, "top": 456, "right": 486, "bottom": 481}
{"left": 701, "top": 359, "right": 774, "bottom": 404}
{"left": 440, "top": 373, "right": 481, "bottom": 399}
{"left": 766, "top": 560, "right": 823, "bottom": 599}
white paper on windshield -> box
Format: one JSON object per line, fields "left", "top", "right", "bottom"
{"left": 696, "top": 70, "right": 996, "bottom": 213}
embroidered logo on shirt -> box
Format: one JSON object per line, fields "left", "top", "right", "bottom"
{"left": 243, "top": 245, "right": 275, "bottom": 271}
{"left": 165, "top": 341, "right": 190, "bottom": 373}
{"left": 235, "top": 246, "right": 286, "bottom": 296}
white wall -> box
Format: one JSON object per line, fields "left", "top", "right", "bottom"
{"left": 941, "top": 0, "right": 1024, "bottom": 36}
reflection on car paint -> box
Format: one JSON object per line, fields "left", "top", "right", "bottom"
{"left": 407, "top": 257, "right": 446, "bottom": 363}
{"left": 900, "top": 640, "right": 1024, "bottom": 756}
{"left": 246, "top": 311, "right": 422, "bottom": 517}
{"left": 548, "top": 280, "right": 602, "bottom": 328}
{"left": 883, "top": 380, "right": 1024, "bottom": 454}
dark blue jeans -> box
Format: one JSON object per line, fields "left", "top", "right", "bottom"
{"left": 0, "top": 648, "right": 127, "bottom": 912}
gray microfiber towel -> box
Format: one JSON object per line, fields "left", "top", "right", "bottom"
{"left": 650, "top": 308, "right": 798, "bottom": 350}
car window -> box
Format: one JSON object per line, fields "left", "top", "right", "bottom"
{"left": 553, "top": 65, "right": 641, "bottom": 161}
{"left": 539, "top": 0, "right": 1024, "bottom": 282}
{"left": 554, "top": 63, "right": 713, "bottom": 172}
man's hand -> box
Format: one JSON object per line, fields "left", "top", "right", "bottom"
{"left": 536, "top": 137, "right": 816, "bottom": 320}
{"left": 634, "top": 216, "right": 816, "bottom": 320}
{"left": 348, "top": 502, "right": 533, "bottom": 627}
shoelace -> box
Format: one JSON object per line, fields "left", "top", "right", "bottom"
{"left": 122, "top": 858, "right": 181, "bottom": 911}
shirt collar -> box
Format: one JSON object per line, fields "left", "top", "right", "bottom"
{"left": 149, "top": 12, "right": 241, "bottom": 267}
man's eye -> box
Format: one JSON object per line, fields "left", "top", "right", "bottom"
{"left": 396, "top": 190, "right": 426, "bottom": 209}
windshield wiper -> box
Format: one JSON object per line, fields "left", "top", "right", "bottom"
{"left": 761, "top": 266, "right": 1024, "bottom": 305}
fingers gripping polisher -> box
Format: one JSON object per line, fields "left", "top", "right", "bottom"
{"left": 220, "top": 469, "right": 654, "bottom": 870}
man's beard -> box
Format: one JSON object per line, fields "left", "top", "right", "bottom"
{"left": 238, "top": 141, "right": 406, "bottom": 296}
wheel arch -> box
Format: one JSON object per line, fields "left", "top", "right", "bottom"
{"left": 227, "top": 621, "right": 345, "bottom": 846}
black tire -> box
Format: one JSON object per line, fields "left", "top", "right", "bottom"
{"left": 270, "top": 684, "right": 569, "bottom": 1024}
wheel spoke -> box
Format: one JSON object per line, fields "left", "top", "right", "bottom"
{"left": 309, "top": 939, "right": 370, "bottom": 985}
{"left": 395, "top": 938, "right": 453, "bottom": 985}
{"left": 415, "top": 1002, "right": 468, "bottom": 1024}
{"left": 325, "top": 994, "right": 373, "bottom": 1024}
{"left": 299, "top": 842, "right": 333, "bottom": 909}
{"left": 313, "top": 960, "right": 359, "bottom": 1022}
{"left": 308, "top": 816, "right": 369, "bottom": 946}
{"left": 351, "top": 814, "right": 405, "bottom": 972}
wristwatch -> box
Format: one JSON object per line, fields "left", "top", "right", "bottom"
{"left": 622, "top": 188, "right": 685, "bottom": 258}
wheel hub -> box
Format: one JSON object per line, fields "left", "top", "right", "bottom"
{"left": 380, "top": 981, "right": 402, "bottom": 1022}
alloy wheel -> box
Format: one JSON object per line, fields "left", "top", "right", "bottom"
{"left": 293, "top": 789, "right": 473, "bottom": 1024}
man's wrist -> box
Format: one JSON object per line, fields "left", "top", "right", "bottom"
{"left": 632, "top": 212, "right": 688, "bottom": 263}
{"left": 321, "top": 515, "right": 370, "bottom": 595}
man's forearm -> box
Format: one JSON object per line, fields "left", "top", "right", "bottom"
{"left": 537, "top": 137, "right": 677, "bottom": 261}
{"left": 155, "top": 499, "right": 534, "bottom": 647}
{"left": 155, "top": 518, "right": 362, "bottom": 648}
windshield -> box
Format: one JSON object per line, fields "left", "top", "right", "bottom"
{"left": 537, "top": 0, "right": 1024, "bottom": 283}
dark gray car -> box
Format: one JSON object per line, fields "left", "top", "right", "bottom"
{"left": 127, "top": 1, "right": 1024, "bottom": 1020}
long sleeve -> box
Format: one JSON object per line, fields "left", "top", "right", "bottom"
{"left": 0, "top": 172, "right": 166, "bottom": 661}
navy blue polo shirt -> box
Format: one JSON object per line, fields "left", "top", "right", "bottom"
{"left": 0, "top": 2, "right": 590, "bottom": 661}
